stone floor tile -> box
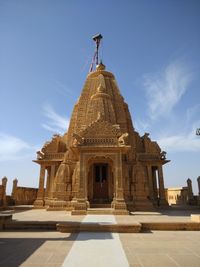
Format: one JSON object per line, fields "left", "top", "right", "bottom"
{"left": 22, "top": 252, "right": 52, "bottom": 264}
{"left": 136, "top": 253, "right": 179, "bottom": 267}
{"left": 168, "top": 254, "right": 200, "bottom": 267}
{"left": 47, "top": 253, "right": 69, "bottom": 264}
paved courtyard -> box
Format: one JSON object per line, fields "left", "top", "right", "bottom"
{"left": 0, "top": 208, "right": 200, "bottom": 267}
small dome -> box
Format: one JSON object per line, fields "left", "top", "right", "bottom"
{"left": 96, "top": 63, "right": 106, "bottom": 71}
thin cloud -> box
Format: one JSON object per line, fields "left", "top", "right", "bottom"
{"left": 134, "top": 119, "right": 149, "bottom": 134}
{"left": 144, "top": 61, "right": 193, "bottom": 120}
{"left": 42, "top": 104, "right": 69, "bottom": 134}
{"left": 0, "top": 132, "right": 36, "bottom": 161}
{"left": 55, "top": 80, "right": 72, "bottom": 96}
{"left": 157, "top": 123, "right": 200, "bottom": 152}
{"left": 186, "top": 104, "right": 200, "bottom": 122}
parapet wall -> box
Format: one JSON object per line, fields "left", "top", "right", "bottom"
{"left": 12, "top": 183, "right": 38, "bottom": 205}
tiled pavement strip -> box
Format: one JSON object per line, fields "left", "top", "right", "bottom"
{"left": 61, "top": 215, "right": 129, "bottom": 267}
{"left": 0, "top": 210, "right": 200, "bottom": 266}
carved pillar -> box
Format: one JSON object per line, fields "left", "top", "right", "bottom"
{"left": 45, "top": 167, "right": 50, "bottom": 198}
{"left": 108, "top": 165, "right": 113, "bottom": 200}
{"left": 79, "top": 153, "right": 86, "bottom": 199}
{"left": 71, "top": 154, "right": 87, "bottom": 215}
{"left": 112, "top": 152, "right": 128, "bottom": 214}
{"left": 49, "top": 165, "right": 55, "bottom": 198}
{"left": 157, "top": 165, "right": 168, "bottom": 206}
{"left": 116, "top": 152, "right": 123, "bottom": 199}
{"left": 147, "top": 165, "right": 154, "bottom": 203}
{"left": 34, "top": 165, "right": 46, "bottom": 208}
{"left": 152, "top": 168, "right": 158, "bottom": 201}
{"left": 2, "top": 177, "right": 8, "bottom": 207}
{"left": 12, "top": 178, "right": 18, "bottom": 200}
{"left": 44, "top": 167, "right": 51, "bottom": 206}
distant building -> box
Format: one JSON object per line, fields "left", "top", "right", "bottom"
{"left": 165, "top": 187, "right": 188, "bottom": 206}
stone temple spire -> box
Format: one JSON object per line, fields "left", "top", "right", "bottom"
{"left": 34, "top": 35, "right": 169, "bottom": 214}
{"left": 66, "top": 58, "right": 134, "bottom": 147}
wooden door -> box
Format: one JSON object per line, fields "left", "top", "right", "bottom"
{"left": 93, "top": 164, "right": 109, "bottom": 200}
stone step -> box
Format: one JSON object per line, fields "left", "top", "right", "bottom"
{"left": 141, "top": 222, "right": 200, "bottom": 231}
{"left": 2, "top": 220, "right": 200, "bottom": 232}
{"left": 4, "top": 221, "right": 56, "bottom": 231}
{"left": 87, "top": 208, "right": 113, "bottom": 215}
{"left": 90, "top": 203, "right": 111, "bottom": 208}
{"left": 57, "top": 222, "right": 141, "bottom": 233}
{"left": 9, "top": 205, "right": 34, "bottom": 211}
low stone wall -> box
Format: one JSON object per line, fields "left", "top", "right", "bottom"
{"left": 12, "top": 187, "right": 38, "bottom": 205}
{"left": 11, "top": 179, "right": 38, "bottom": 205}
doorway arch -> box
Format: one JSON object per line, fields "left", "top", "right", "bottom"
{"left": 87, "top": 156, "right": 114, "bottom": 204}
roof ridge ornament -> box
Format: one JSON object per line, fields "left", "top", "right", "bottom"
{"left": 89, "top": 33, "right": 103, "bottom": 72}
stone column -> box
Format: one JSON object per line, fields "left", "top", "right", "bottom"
{"left": 187, "top": 178, "right": 194, "bottom": 205}
{"left": 44, "top": 167, "right": 51, "bottom": 206}
{"left": 147, "top": 165, "right": 154, "bottom": 202}
{"left": 78, "top": 153, "right": 86, "bottom": 199}
{"left": 197, "top": 176, "right": 200, "bottom": 205}
{"left": 34, "top": 165, "right": 46, "bottom": 208}
{"left": 49, "top": 165, "right": 55, "bottom": 198}
{"left": 157, "top": 165, "right": 168, "bottom": 206}
{"left": 197, "top": 176, "right": 200, "bottom": 195}
{"left": 112, "top": 152, "right": 128, "bottom": 214}
{"left": 152, "top": 168, "right": 158, "bottom": 201}
{"left": 45, "top": 167, "right": 50, "bottom": 198}
{"left": 12, "top": 178, "right": 18, "bottom": 200}
{"left": 2, "top": 177, "right": 8, "bottom": 207}
{"left": 71, "top": 154, "right": 87, "bottom": 215}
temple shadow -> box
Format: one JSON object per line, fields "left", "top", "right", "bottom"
{"left": 159, "top": 208, "right": 200, "bottom": 217}
{"left": 0, "top": 231, "right": 115, "bottom": 266}
{"left": 0, "top": 234, "right": 77, "bottom": 267}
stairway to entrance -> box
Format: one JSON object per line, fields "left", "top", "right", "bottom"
{"left": 89, "top": 201, "right": 112, "bottom": 214}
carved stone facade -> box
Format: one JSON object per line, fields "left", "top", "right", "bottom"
{"left": 34, "top": 63, "right": 169, "bottom": 214}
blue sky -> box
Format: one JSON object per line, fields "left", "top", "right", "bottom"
{"left": 0, "top": 0, "right": 200, "bottom": 194}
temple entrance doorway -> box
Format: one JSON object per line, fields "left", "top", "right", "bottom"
{"left": 93, "top": 163, "right": 109, "bottom": 201}
{"left": 88, "top": 159, "right": 114, "bottom": 205}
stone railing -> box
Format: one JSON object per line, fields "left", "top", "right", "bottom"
{"left": 43, "top": 153, "right": 65, "bottom": 160}
{"left": 83, "top": 138, "right": 118, "bottom": 146}
{"left": 137, "top": 153, "right": 160, "bottom": 161}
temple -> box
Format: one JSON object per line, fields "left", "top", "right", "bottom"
{"left": 33, "top": 36, "right": 169, "bottom": 214}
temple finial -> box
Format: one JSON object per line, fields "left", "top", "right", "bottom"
{"left": 89, "top": 33, "right": 103, "bottom": 72}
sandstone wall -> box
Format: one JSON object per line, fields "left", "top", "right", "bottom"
{"left": 12, "top": 187, "right": 38, "bottom": 205}
{"left": 12, "top": 179, "right": 38, "bottom": 205}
